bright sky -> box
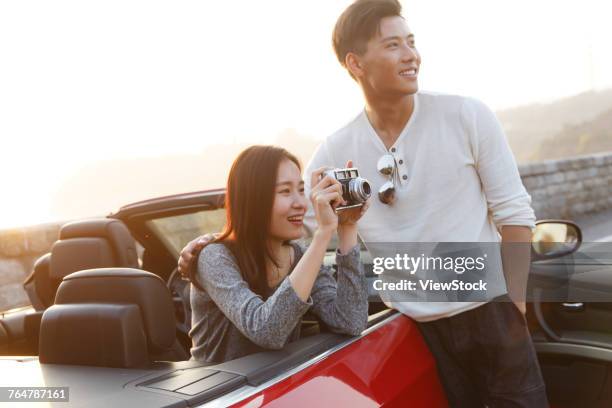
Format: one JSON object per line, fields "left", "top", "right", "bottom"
{"left": 1, "top": 0, "right": 611, "bottom": 229}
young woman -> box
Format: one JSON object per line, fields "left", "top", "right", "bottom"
{"left": 188, "top": 145, "right": 369, "bottom": 363}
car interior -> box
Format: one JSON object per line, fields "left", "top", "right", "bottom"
{"left": 0, "top": 208, "right": 397, "bottom": 406}
{"left": 2, "top": 194, "right": 612, "bottom": 407}
{"left": 15, "top": 217, "right": 358, "bottom": 363}
{"left": 5, "top": 219, "right": 140, "bottom": 355}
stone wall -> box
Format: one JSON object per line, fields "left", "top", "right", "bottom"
{"left": 0, "top": 223, "right": 61, "bottom": 313}
{"left": 519, "top": 152, "right": 612, "bottom": 219}
{"left": 1, "top": 152, "right": 611, "bottom": 312}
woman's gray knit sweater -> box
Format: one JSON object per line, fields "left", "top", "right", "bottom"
{"left": 189, "top": 241, "right": 368, "bottom": 363}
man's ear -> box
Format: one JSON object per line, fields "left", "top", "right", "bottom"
{"left": 345, "top": 52, "right": 364, "bottom": 79}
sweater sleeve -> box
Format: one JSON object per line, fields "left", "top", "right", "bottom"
{"left": 462, "top": 98, "right": 536, "bottom": 232}
{"left": 309, "top": 244, "right": 368, "bottom": 336}
{"left": 196, "top": 243, "right": 312, "bottom": 349}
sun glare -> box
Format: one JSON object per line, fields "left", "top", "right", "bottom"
{"left": 1, "top": 0, "right": 611, "bottom": 229}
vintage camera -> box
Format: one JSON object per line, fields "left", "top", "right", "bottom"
{"left": 322, "top": 168, "right": 371, "bottom": 210}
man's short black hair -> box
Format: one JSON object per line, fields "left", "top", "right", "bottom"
{"left": 332, "top": 0, "right": 403, "bottom": 74}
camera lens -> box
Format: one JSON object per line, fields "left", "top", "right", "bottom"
{"left": 349, "top": 177, "right": 371, "bottom": 203}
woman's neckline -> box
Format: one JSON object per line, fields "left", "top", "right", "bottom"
{"left": 267, "top": 242, "right": 298, "bottom": 290}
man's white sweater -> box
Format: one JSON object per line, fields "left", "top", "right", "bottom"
{"left": 304, "top": 91, "right": 536, "bottom": 322}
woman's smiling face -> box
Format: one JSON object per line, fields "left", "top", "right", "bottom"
{"left": 268, "top": 158, "right": 308, "bottom": 243}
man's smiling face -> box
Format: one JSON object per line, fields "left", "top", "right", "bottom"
{"left": 352, "top": 16, "right": 420, "bottom": 98}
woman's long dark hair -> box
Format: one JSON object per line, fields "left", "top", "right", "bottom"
{"left": 190, "top": 145, "right": 301, "bottom": 297}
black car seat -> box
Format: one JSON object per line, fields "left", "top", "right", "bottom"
{"left": 24, "top": 219, "right": 139, "bottom": 311}
{"left": 23, "top": 254, "right": 54, "bottom": 311}
{"left": 39, "top": 268, "right": 188, "bottom": 367}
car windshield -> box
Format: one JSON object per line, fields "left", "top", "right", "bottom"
{"left": 146, "top": 209, "right": 226, "bottom": 257}
{"left": 144, "top": 205, "right": 369, "bottom": 259}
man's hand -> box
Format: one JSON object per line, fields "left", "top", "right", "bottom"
{"left": 514, "top": 300, "right": 526, "bottom": 315}
{"left": 178, "top": 233, "right": 218, "bottom": 277}
{"left": 500, "top": 225, "right": 532, "bottom": 316}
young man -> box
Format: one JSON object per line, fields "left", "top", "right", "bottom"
{"left": 179, "top": 0, "right": 547, "bottom": 406}
{"left": 302, "top": 0, "right": 547, "bottom": 406}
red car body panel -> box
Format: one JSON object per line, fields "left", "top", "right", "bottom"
{"left": 231, "top": 315, "right": 448, "bottom": 408}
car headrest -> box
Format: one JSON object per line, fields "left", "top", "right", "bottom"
{"left": 39, "top": 303, "right": 149, "bottom": 368}
{"left": 23, "top": 253, "right": 55, "bottom": 310}
{"left": 55, "top": 268, "right": 176, "bottom": 351}
{"left": 50, "top": 219, "right": 139, "bottom": 281}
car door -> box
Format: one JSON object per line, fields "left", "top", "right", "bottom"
{"left": 528, "top": 221, "right": 612, "bottom": 408}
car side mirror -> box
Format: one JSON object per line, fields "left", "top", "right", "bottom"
{"left": 531, "top": 220, "right": 582, "bottom": 260}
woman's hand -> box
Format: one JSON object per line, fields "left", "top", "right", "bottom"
{"left": 309, "top": 167, "right": 344, "bottom": 237}
{"left": 337, "top": 160, "right": 370, "bottom": 226}
{"left": 289, "top": 168, "right": 342, "bottom": 303}
{"left": 338, "top": 199, "right": 370, "bottom": 226}
{"left": 335, "top": 160, "right": 370, "bottom": 253}
{"left": 336, "top": 200, "right": 369, "bottom": 255}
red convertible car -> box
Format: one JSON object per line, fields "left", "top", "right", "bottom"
{"left": 0, "top": 189, "right": 607, "bottom": 407}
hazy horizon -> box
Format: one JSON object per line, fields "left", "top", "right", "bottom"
{"left": 2, "top": 0, "right": 612, "bottom": 229}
